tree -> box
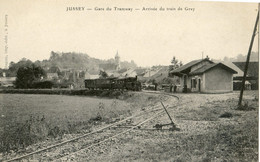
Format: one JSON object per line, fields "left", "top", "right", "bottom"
{"left": 99, "top": 70, "right": 108, "bottom": 78}
{"left": 15, "top": 64, "right": 46, "bottom": 89}
{"left": 7, "top": 59, "right": 33, "bottom": 77}
{"left": 169, "top": 56, "right": 183, "bottom": 71}
{"left": 171, "top": 57, "right": 178, "bottom": 66}
{"left": 179, "top": 61, "right": 183, "bottom": 67}
{"left": 50, "top": 51, "right": 60, "bottom": 61}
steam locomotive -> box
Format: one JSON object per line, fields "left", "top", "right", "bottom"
{"left": 84, "top": 77, "right": 141, "bottom": 91}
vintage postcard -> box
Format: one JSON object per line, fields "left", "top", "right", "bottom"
{"left": 0, "top": 0, "right": 259, "bottom": 161}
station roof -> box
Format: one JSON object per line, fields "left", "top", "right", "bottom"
{"left": 170, "top": 58, "right": 213, "bottom": 74}
{"left": 189, "top": 63, "right": 237, "bottom": 75}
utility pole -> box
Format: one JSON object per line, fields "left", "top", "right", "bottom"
{"left": 5, "top": 55, "right": 8, "bottom": 69}
{"left": 238, "top": 11, "right": 259, "bottom": 107}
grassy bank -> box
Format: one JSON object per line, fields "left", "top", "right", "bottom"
{"left": 0, "top": 92, "right": 160, "bottom": 153}
{"left": 0, "top": 89, "right": 127, "bottom": 99}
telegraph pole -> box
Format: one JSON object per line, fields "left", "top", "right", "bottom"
{"left": 238, "top": 11, "right": 259, "bottom": 107}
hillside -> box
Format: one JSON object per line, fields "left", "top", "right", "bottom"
{"left": 222, "top": 52, "right": 258, "bottom": 62}
{"left": 41, "top": 51, "right": 137, "bottom": 73}
{"left": 2, "top": 52, "right": 138, "bottom": 77}
{"left": 38, "top": 51, "right": 104, "bottom": 73}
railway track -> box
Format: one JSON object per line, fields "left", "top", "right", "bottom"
{"left": 139, "top": 90, "right": 181, "bottom": 100}
{"left": 56, "top": 108, "right": 172, "bottom": 161}
{"left": 4, "top": 92, "right": 183, "bottom": 162}
{"left": 57, "top": 100, "right": 192, "bottom": 162}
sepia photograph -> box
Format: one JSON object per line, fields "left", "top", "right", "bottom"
{"left": 0, "top": 0, "right": 259, "bottom": 161}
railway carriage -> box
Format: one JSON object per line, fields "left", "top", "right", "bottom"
{"left": 84, "top": 79, "right": 96, "bottom": 89}
{"left": 85, "top": 78, "right": 115, "bottom": 90}
{"left": 84, "top": 77, "right": 141, "bottom": 91}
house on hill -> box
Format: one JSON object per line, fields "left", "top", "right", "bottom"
{"left": 120, "top": 68, "right": 137, "bottom": 78}
{"left": 46, "top": 66, "right": 60, "bottom": 80}
{"left": 169, "top": 58, "right": 237, "bottom": 93}
{"left": 134, "top": 68, "right": 146, "bottom": 77}
{"left": 143, "top": 68, "right": 162, "bottom": 78}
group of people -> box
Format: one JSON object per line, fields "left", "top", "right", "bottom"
{"left": 169, "top": 84, "right": 177, "bottom": 93}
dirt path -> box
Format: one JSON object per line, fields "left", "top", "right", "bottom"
{"left": 70, "top": 91, "right": 258, "bottom": 161}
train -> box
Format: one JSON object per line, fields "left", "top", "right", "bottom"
{"left": 84, "top": 76, "right": 142, "bottom": 91}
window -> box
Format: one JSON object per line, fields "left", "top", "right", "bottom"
{"left": 192, "top": 79, "right": 197, "bottom": 88}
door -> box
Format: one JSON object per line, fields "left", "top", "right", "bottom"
{"left": 183, "top": 75, "right": 187, "bottom": 86}
{"left": 198, "top": 79, "right": 201, "bottom": 92}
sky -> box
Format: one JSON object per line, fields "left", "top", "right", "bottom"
{"left": 0, "top": 0, "right": 259, "bottom": 68}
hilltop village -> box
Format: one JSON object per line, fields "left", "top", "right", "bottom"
{"left": 0, "top": 51, "right": 258, "bottom": 93}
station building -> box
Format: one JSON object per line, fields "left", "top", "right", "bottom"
{"left": 169, "top": 58, "right": 237, "bottom": 93}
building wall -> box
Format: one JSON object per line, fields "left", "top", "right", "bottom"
{"left": 187, "top": 76, "right": 191, "bottom": 89}
{"left": 175, "top": 76, "right": 184, "bottom": 92}
{"left": 178, "top": 75, "right": 202, "bottom": 92}
{"left": 204, "top": 67, "right": 233, "bottom": 93}
{"left": 189, "top": 74, "right": 203, "bottom": 92}
{"left": 178, "top": 74, "right": 204, "bottom": 92}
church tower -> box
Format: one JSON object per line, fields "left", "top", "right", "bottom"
{"left": 115, "top": 51, "right": 120, "bottom": 70}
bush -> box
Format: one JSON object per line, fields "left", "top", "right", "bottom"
{"left": 32, "top": 81, "right": 54, "bottom": 89}
{"left": 219, "top": 112, "right": 233, "bottom": 118}
{"left": 15, "top": 64, "right": 46, "bottom": 89}
{"left": 237, "top": 101, "right": 256, "bottom": 111}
